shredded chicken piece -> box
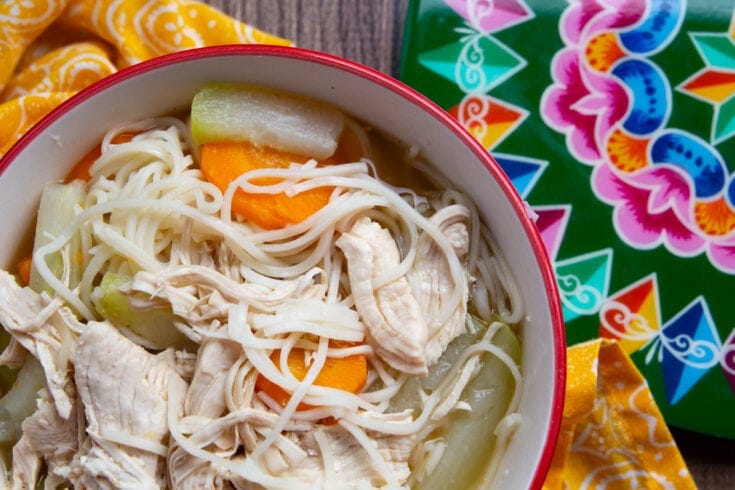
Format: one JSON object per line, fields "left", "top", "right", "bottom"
{"left": 337, "top": 217, "right": 428, "bottom": 375}
{"left": 273, "top": 423, "right": 414, "bottom": 488}
{"left": 0, "top": 270, "right": 82, "bottom": 419}
{"left": 169, "top": 328, "right": 245, "bottom": 489}
{"left": 173, "top": 349, "right": 199, "bottom": 382}
{"left": 71, "top": 321, "right": 188, "bottom": 489}
{"left": 20, "top": 387, "right": 81, "bottom": 486}
{"left": 186, "top": 332, "right": 241, "bottom": 420}
{"left": 133, "top": 266, "right": 311, "bottom": 314}
{"left": 0, "top": 338, "right": 29, "bottom": 369}
{"left": 10, "top": 434, "right": 40, "bottom": 490}
{"left": 408, "top": 204, "right": 470, "bottom": 365}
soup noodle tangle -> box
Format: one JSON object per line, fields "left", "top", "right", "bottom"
{"left": 0, "top": 110, "right": 523, "bottom": 488}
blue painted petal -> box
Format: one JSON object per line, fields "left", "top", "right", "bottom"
{"left": 619, "top": 0, "right": 684, "bottom": 54}
{"left": 727, "top": 175, "right": 735, "bottom": 208}
{"left": 493, "top": 154, "right": 547, "bottom": 197}
{"left": 611, "top": 59, "right": 670, "bottom": 135}
{"left": 651, "top": 131, "right": 726, "bottom": 199}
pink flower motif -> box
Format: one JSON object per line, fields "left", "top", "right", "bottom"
{"left": 559, "top": 0, "right": 605, "bottom": 45}
{"left": 626, "top": 165, "right": 693, "bottom": 224}
{"left": 560, "top": 0, "right": 646, "bottom": 46}
{"left": 593, "top": 165, "right": 706, "bottom": 255}
{"left": 442, "top": 0, "right": 532, "bottom": 34}
{"left": 709, "top": 244, "right": 735, "bottom": 274}
{"left": 541, "top": 49, "right": 628, "bottom": 164}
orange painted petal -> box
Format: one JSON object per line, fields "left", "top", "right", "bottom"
{"left": 585, "top": 32, "right": 625, "bottom": 73}
{"left": 606, "top": 129, "right": 650, "bottom": 172}
{"left": 695, "top": 196, "right": 735, "bottom": 236}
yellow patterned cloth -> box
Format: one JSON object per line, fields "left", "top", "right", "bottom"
{"left": 543, "top": 339, "right": 697, "bottom": 489}
{"left": 0, "top": 2, "right": 698, "bottom": 489}
{"left": 0, "top": 0, "right": 289, "bottom": 156}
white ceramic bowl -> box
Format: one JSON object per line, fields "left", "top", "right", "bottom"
{"left": 0, "top": 45, "right": 565, "bottom": 488}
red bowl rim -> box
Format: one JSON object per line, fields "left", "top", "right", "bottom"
{"left": 0, "top": 44, "right": 566, "bottom": 488}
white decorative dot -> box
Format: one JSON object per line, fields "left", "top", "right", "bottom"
{"left": 208, "top": 20, "right": 216, "bottom": 29}
{"left": 165, "top": 22, "right": 177, "bottom": 32}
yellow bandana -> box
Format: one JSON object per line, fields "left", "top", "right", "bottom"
{"left": 544, "top": 339, "right": 696, "bottom": 489}
{"left": 0, "top": 0, "right": 289, "bottom": 156}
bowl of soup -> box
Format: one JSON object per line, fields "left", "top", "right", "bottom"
{"left": 0, "top": 45, "right": 565, "bottom": 488}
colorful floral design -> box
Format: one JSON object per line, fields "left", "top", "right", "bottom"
{"left": 542, "top": 0, "right": 735, "bottom": 274}
{"left": 401, "top": 0, "right": 735, "bottom": 439}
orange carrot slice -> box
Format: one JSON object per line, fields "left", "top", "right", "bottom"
{"left": 199, "top": 141, "right": 334, "bottom": 229}
{"left": 323, "top": 125, "right": 364, "bottom": 165}
{"left": 65, "top": 132, "right": 136, "bottom": 183}
{"left": 18, "top": 256, "right": 31, "bottom": 285}
{"left": 255, "top": 345, "right": 368, "bottom": 410}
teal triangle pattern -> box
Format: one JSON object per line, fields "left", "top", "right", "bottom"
{"left": 691, "top": 33, "right": 735, "bottom": 70}
{"left": 714, "top": 95, "right": 735, "bottom": 143}
{"left": 554, "top": 248, "right": 613, "bottom": 323}
{"left": 418, "top": 36, "right": 525, "bottom": 92}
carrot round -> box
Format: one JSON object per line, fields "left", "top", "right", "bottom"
{"left": 65, "top": 132, "right": 137, "bottom": 183}
{"left": 255, "top": 345, "right": 368, "bottom": 410}
{"left": 17, "top": 256, "right": 31, "bottom": 285}
{"left": 322, "top": 125, "right": 364, "bottom": 165}
{"left": 199, "top": 141, "right": 336, "bottom": 229}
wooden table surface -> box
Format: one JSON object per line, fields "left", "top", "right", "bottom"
{"left": 205, "top": 1, "right": 734, "bottom": 488}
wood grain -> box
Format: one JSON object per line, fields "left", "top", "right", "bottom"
{"left": 204, "top": 0, "right": 409, "bottom": 75}
{"left": 203, "top": 1, "right": 733, "bottom": 487}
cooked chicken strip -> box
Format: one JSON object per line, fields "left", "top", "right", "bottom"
{"left": 0, "top": 270, "right": 82, "bottom": 419}
{"left": 407, "top": 204, "right": 470, "bottom": 365}
{"left": 272, "top": 422, "right": 414, "bottom": 488}
{"left": 72, "top": 321, "right": 188, "bottom": 489}
{"left": 336, "top": 217, "right": 428, "bottom": 375}
{"left": 10, "top": 434, "right": 40, "bottom": 490}
{"left": 19, "top": 387, "right": 81, "bottom": 487}
{"left": 0, "top": 338, "right": 29, "bottom": 369}
{"left": 185, "top": 331, "right": 241, "bottom": 420}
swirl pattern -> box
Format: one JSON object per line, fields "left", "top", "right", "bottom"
{"left": 0, "top": 0, "right": 290, "bottom": 157}
{"left": 542, "top": 0, "right": 735, "bottom": 273}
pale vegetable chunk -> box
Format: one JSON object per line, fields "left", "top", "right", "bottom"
{"left": 29, "top": 181, "right": 85, "bottom": 296}
{"left": 92, "top": 272, "right": 187, "bottom": 350}
{"left": 0, "top": 359, "right": 45, "bottom": 445}
{"left": 191, "top": 83, "right": 345, "bottom": 159}
{"left": 420, "top": 324, "right": 520, "bottom": 489}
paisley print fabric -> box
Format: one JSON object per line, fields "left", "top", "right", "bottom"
{"left": 0, "top": 0, "right": 289, "bottom": 156}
